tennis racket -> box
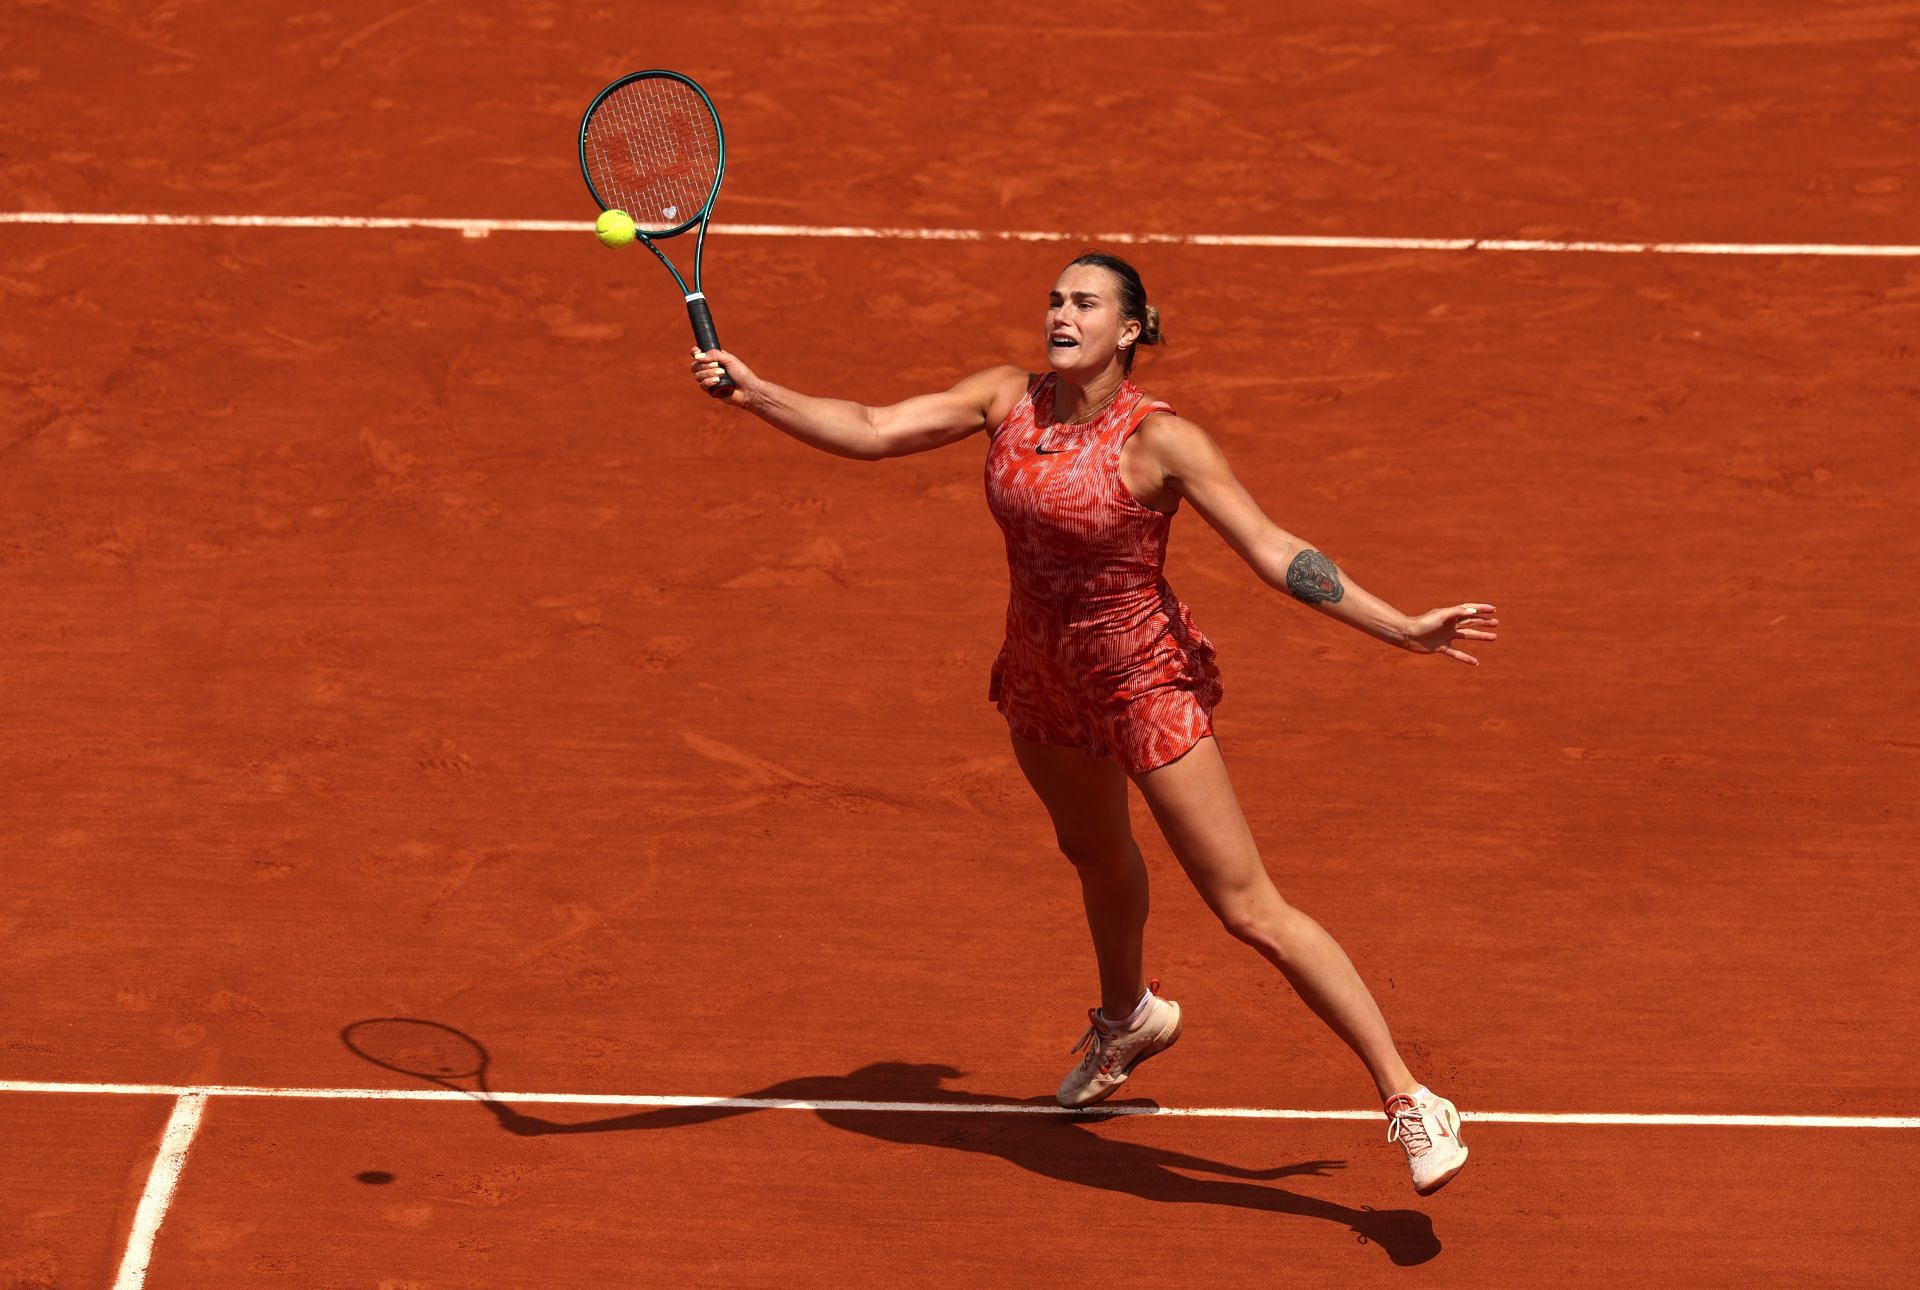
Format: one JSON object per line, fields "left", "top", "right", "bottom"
{"left": 578, "top": 69, "right": 733, "bottom": 397}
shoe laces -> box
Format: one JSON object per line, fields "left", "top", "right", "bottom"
{"left": 1386, "top": 1098, "right": 1432, "bottom": 1157}
{"left": 1067, "top": 980, "right": 1160, "bottom": 1075}
{"left": 1069, "top": 1011, "right": 1120, "bottom": 1075}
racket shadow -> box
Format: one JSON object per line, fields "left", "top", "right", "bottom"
{"left": 338, "top": 1021, "right": 1440, "bottom": 1267}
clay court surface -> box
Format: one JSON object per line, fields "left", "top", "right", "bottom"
{"left": 4, "top": 1, "right": 1918, "bottom": 1285}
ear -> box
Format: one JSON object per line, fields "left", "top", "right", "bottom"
{"left": 1119, "top": 317, "right": 1141, "bottom": 350}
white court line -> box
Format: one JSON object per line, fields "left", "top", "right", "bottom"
{"left": 111, "top": 1092, "right": 205, "bottom": 1290}
{"left": 2, "top": 210, "right": 1918, "bottom": 258}
{"left": 2, "top": 1079, "right": 1912, "bottom": 1129}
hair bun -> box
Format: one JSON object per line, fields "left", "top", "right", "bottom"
{"left": 1140, "top": 303, "right": 1163, "bottom": 346}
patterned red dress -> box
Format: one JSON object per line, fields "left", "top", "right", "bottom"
{"left": 984, "top": 373, "right": 1225, "bottom": 773}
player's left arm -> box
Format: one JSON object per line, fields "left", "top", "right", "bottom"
{"left": 1135, "top": 413, "right": 1499, "bottom": 665}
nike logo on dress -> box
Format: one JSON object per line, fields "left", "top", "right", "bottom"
{"left": 1034, "top": 445, "right": 1069, "bottom": 454}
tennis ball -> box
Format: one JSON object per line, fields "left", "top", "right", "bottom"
{"left": 595, "top": 209, "right": 637, "bottom": 248}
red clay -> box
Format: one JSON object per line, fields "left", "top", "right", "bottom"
{"left": 3, "top": 0, "right": 1918, "bottom": 1283}
{"left": 0, "top": 1094, "right": 175, "bottom": 1288}
{"left": 149, "top": 1095, "right": 1920, "bottom": 1287}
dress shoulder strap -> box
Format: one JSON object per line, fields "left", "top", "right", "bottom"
{"left": 1117, "top": 384, "right": 1176, "bottom": 443}
{"left": 993, "top": 372, "right": 1051, "bottom": 439}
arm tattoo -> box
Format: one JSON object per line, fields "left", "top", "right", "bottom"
{"left": 1285, "top": 549, "right": 1345, "bottom": 605}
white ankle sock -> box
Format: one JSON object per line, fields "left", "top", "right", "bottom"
{"left": 1099, "top": 987, "right": 1154, "bottom": 1032}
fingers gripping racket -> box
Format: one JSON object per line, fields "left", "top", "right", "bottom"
{"left": 579, "top": 70, "right": 734, "bottom": 396}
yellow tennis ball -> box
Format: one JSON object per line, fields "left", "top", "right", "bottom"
{"left": 595, "top": 209, "right": 637, "bottom": 248}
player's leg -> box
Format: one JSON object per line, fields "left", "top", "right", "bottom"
{"left": 1135, "top": 736, "right": 1468, "bottom": 1192}
{"left": 1008, "top": 730, "right": 1145, "bottom": 1019}
{"left": 1131, "top": 734, "right": 1465, "bottom": 1191}
{"left": 1130, "top": 735, "right": 1418, "bottom": 1101}
{"left": 1009, "top": 731, "right": 1185, "bottom": 1108}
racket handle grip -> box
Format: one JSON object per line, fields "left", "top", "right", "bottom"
{"left": 686, "top": 295, "right": 735, "bottom": 398}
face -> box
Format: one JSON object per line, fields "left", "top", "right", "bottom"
{"left": 1045, "top": 264, "right": 1141, "bottom": 376}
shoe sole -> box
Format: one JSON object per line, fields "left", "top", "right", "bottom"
{"left": 1057, "top": 1005, "right": 1183, "bottom": 1109}
{"left": 1414, "top": 1145, "right": 1468, "bottom": 1196}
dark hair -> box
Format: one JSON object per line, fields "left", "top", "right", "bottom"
{"left": 1068, "top": 251, "right": 1163, "bottom": 372}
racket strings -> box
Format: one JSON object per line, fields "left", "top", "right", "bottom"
{"left": 584, "top": 78, "right": 720, "bottom": 234}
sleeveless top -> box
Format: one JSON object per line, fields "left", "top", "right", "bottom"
{"left": 983, "top": 373, "right": 1221, "bottom": 712}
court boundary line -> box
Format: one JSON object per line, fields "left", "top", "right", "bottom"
{"left": 110, "top": 1092, "right": 204, "bottom": 1290}
{"left": 3, "top": 210, "right": 1918, "bottom": 258}
{"left": 3, "top": 1080, "right": 1912, "bottom": 1129}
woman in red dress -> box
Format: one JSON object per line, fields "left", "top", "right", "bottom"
{"left": 689, "top": 253, "right": 1495, "bottom": 1195}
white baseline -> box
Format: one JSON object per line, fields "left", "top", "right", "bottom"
{"left": 2, "top": 210, "right": 1918, "bottom": 258}
{"left": 1, "top": 1079, "right": 1913, "bottom": 1129}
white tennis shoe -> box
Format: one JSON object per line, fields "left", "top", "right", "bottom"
{"left": 1056, "top": 980, "right": 1183, "bottom": 1108}
{"left": 1385, "top": 1087, "right": 1468, "bottom": 1195}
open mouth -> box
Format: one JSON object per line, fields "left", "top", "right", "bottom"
{"left": 1050, "top": 336, "right": 1079, "bottom": 350}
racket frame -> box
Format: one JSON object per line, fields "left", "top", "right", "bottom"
{"left": 578, "top": 69, "right": 732, "bottom": 389}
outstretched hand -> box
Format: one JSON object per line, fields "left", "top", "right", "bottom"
{"left": 690, "top": 346, "right": 759, "bottom": 409}
{"left": 1404, "top": 604, "right": 1499, "bottom": 666}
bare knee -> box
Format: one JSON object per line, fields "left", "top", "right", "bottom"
{"left": 1057, "top": 836, "right": 1137, "bottom": 876}
{"left": 1218, "top": 892, "right": 1297, "bottom": 959}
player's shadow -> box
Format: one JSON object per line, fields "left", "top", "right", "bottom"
{"left": 341, "top": 1025, "right": 1439, "bottom": 1266}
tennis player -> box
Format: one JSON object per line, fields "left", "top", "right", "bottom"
{"left": 688, "top": 252, "right": 1493, "bottom": 1196}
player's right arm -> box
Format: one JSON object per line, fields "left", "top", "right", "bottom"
{"left": 691, "top": 348, "right": 1025, "bottom": 460}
